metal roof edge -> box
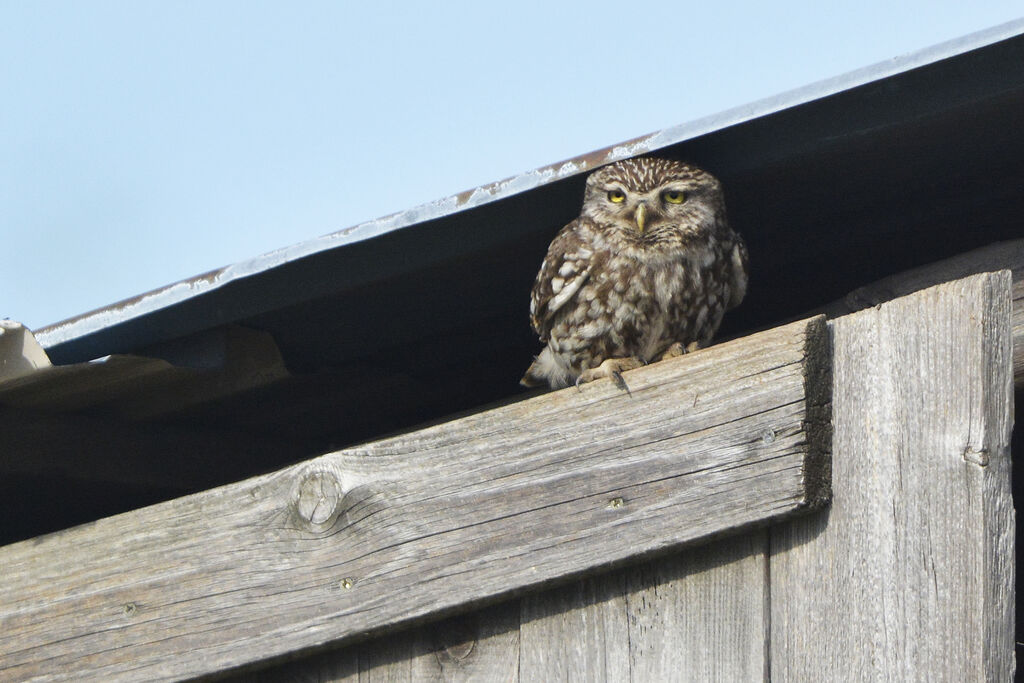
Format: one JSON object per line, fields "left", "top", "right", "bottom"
{"left": 34, "top": 17, "right": 1024, "bottom": 352}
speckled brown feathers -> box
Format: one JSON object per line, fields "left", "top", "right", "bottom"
{"left": 522, "top": 157, "right": 748, "bottom": 389}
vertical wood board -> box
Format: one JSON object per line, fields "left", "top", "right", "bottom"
{"left": 769, "top": 271, "right": 1015, "bottom": 680}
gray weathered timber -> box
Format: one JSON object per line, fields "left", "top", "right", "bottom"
{"left": 770, "top": 271, "right": 1016, "bottom": 680}
{"left": 249, "top": 602, "right": 521, "bottom": 682}
{"left": 1014, "top": 277, "right": 1022, "bottom": 384}
{"left": 0, "top": 316, "right": 830, "bottom": 682}
{"left": 254, "top": 529, "right": 770, "bottom": 682}
{"left": 519, "top": 568, "right": 632, "bottom": 680}
{"left": 623, "top": 531, "right": 769, "bottom": 681}
{"left": 518, "top": 531, "right": 769, "bottom": 681}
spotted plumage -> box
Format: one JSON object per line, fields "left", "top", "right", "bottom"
{"left": 521, "top": 157, "right": 748, "bottom": 389}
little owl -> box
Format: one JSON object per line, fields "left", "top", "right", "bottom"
{"left": 521, "top": 157, "right": 748, "bottom": 389}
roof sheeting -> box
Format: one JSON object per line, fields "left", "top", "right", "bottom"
{"left": 34, "top": 18, "right": 1024, "bottom": 364}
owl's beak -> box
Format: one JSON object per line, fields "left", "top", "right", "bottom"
{"left": 634, "top": 203, "right": 647, "bottom": 233}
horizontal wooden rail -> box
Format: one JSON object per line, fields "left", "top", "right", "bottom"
{"left": 0, "top": 316, "right": 830, "bottom": 681}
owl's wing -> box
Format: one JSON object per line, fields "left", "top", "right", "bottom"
{"left": 726, "top": 234, "right": 749, "bottom": 310}
{"left": 529, "top": 219, "right": 593, "bottom": 341}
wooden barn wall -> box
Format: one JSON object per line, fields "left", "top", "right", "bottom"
{"left": 0, "top": 316, "right": 827, "bottom": 680}
{"left": 240, "top": 272, "right": 1015, "bottom": 682}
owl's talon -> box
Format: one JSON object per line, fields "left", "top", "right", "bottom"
{"left": 660, "top": 342, "right": 685, "bottom": 360}
{"left": 575, "top": 357, "right": 643, "bottom": 391}
{"left": 658, "top": 341, "right": 703, "bottom": 361}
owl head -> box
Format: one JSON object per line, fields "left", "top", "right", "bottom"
{"left": 580, "top": 157, "right": 725, "bottom": 238}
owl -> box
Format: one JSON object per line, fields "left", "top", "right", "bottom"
{"left": 521, "top": 157, "right": 748, "bottom": 389}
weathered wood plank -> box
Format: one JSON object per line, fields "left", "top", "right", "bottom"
{"left": 265, "top": 249, "right": 1022, "bottom": 683}
{"left": 519, "top": 569, "right": 631, "bottom": 681}
{"left": 624, "top": 531, "right": 768, "bottom": 681}
{"left": 245, "top": 530, "right": 771, "bottom": 682}
{"left": 0, "top": 316, "right": 829, "bottom": 681}
{"left": 517, "top": 530, "right": 769, "bottom": 682}
{"left": 1013, "top": 277, "right": 1023, "bottom": 384}
{"left": 0, "top": 324, "right": 289, "bottom": 417}
{"left": 246, "top": 602, "right": 520, "bottom": 682}
{"left": 770, "top": 271, "right": 1015, "bottom": 680}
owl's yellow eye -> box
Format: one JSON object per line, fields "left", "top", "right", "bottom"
{"left": 662, "top": 190, "right": 686, "bottom": 204}
{"left": 607, "top": 189, "right": 626, "bottom": 203}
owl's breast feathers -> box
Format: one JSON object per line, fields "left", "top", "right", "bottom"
{"left": 531, "top": 218, "right": 745, "bottom": 332}
{"left": 525, "top": 216, "right": 747, "bottom": 386}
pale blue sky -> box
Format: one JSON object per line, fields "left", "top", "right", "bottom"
{"left": 3, "top": 2, "right": 1022, "bottom": 330}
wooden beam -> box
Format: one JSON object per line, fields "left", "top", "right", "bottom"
{"left": 770, "top": 271, "right": 1015, "bottom": 679}
{"left": 0, "top": 316, "right": 830, "bottom": 681}
{"left": 1014, "top": 277, "right": 1023, "bottom": 384}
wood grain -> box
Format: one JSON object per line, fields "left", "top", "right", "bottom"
{"left": 519, "top": 568, "right": 631, "bottom": 681}
{"left": 247, "top": 601, "right": 520, "bottom": 682}
{"left": 0, "top": 316, "right": 829, "bottom": 681}
{"left": 1013, "top": 277, "right": 1022, "bottom": 384}
{"left": 517, "top": 530, "right": 770, "bottom": 682}
{"left": 769, "top": 271, "right": 1015, "bottom": 680}
{"left": 624, "top": 531, "right": 769, "bottom": 681}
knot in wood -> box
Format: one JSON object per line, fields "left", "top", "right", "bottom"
{"left": 296, "top": 470, "right": 343, "bottom": 526}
